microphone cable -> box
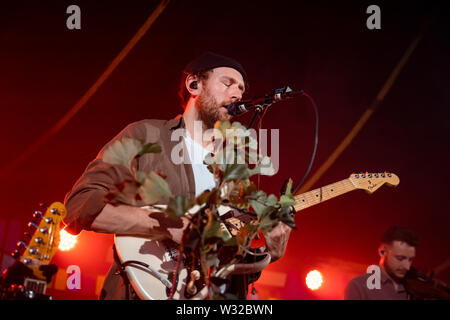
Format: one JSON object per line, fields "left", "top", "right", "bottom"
{"left": 292, "top": 91, "right": 319, "bottom": 194}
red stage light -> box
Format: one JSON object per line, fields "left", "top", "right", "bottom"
{"left": 306, "top": 270, "right": 323, "bottom": 290}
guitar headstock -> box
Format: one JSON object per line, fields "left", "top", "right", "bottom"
{"left": 13, "top": 202, "right": 67, "bottom": 280}
{"left": 349, "top": 172, "right": 400, "bottom": 193}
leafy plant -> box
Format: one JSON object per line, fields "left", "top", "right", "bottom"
{"left": 102, "top": 121, "right": 296, "bottom": 299}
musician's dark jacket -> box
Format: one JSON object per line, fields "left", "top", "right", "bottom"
{"left": 63, "top": 116, "right": 255, "bottom": 299}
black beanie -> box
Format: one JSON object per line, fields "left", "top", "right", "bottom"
{"left": 183, "top": 51, "right": 248, "bottom": 84}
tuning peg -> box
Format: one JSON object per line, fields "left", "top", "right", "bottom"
{"left": 44, "top": 217, "right": 53, "bottom": 224}
{"left": 34, "top": 237, "right": 44, "bottom": 244}
{"left": 39, "top": 227, "right": 48, "bottom": 234}
{"left": 11, "top": 249, "right": 21, "bottom": 259}
{"left": 28, "top": 221, "right": 38, "bottom": 229}
{"left": 17, "top": 241, "right": 28, "bottom": 249}
{"left": 23, "top": 231, "right": 32, "bottom": 239}
{"left": 50, "top": 208, "right": 59, "bottom": 215}
{"left": 374, "top": 173, "right": 379, "bottom": 178}
{"left": 33, "top": 211, "right": 43, "bottom": 219}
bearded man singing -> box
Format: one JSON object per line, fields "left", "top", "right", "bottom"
{"left": 63, "top": 52, "right": 292, "bottom": 300}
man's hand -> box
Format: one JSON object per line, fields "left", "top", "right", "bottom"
{"left": 91, "top": 204, "right": 189, "bottom": 243}
{"left": 265, "top": 222, "right": 292, "bottom": 262}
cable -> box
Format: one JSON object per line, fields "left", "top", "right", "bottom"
{"left": 292, "top": 92, "right": 319, "bottom": 194}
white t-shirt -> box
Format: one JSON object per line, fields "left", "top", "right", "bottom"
{"left": 183, "top": 134, "right": 216, "bottom": 197}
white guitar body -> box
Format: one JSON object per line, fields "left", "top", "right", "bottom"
{"left": 114, "top": 234, "right": 192, "bottom": 300}
{"left": 114, "top": 204, "right": 270, "bottom": 300}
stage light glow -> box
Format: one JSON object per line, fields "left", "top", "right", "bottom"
{"left": 59, "top": 229, "right": 78, "bottom": 251}
{"left": 306, "top": 270, "right": 323, "bottom": 290}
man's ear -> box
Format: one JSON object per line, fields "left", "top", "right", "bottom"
{"left": 186, "top": 74, "right": 201, "bottom": 96}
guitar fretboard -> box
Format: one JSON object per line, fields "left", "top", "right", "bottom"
{"left": 293, "top": 178, "right": 356, "bottom": 212}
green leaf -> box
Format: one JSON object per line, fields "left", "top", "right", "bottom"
{"left": 102, "top": 138, "right": 143, "bottom": 170}
{"left": 258, "top": 208, "right": 280, "bottom": 233}
{"left": 105, "top": 180, "right": 141, "bottom": 206}
{"left": 223, "top": 163, "right": 249, "bottom": 182}
{"left": 248, "top": 199, "right": 271, "bottom": 218}
{"left": 138, "top": 142, "right": 162, "bottom": 156}
{"left": 102, "top": 138, "right": 161, "bottom": 171}
{"left": 279, "top": 178, "right": 296, "bottom": 206}
{"left": 202, "top": 215, "right": 222, "bottom": 241}
{"left": 266, "top": 194, "right": 279, "bottom": 207}
{"left": 139, "top": 171, "right": 173, "bottom": 204}
{"left": 165, "top": 195, "right": 192, "bottom": 219}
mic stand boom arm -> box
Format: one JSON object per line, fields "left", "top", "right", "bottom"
{"left": 246, "top": 86, "right": 302, "bottom": 129}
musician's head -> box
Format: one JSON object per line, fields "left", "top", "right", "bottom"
{"left": 179, "top": 52, "right": 247, "bottom": 128}
{"left": 378, "top": 226, "right": 419, "bottom": 281}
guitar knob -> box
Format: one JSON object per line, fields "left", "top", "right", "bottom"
{"left": 186, "top": 270, "right": 201, "bottom": 295}
{"left": 191, "top": 270, "right": 200, "bottom": 280}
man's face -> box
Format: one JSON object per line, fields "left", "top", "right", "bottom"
{"left": 196, "top": 67, "right": 245, "bottom": 129}
{"left": 381, "top": 240, "right": 416, "bottom": 280}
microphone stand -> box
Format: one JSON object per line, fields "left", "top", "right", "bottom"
{"left": 245, "top": 86, "right": 297, "bottom": 129}
{"left": 246, "top": 104, "right": 270, "bottom": 129}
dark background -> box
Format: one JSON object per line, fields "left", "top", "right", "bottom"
{"left": 0, "top": 0, "right": 448, "bottom": 299}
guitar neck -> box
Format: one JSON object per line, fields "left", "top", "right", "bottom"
{"left": 293, "top": 178, "right": 356, "bottom": 212}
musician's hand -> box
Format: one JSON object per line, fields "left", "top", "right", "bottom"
{"left": 265, "top": 222, "right": 292, "bottom": 262}
{"left": 92, "top": 204, "right": 187, "bottom": 242}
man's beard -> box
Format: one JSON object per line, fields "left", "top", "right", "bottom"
{"left": 384, "top": 257, "right": 407, "bottom": 282}
{"left": 196, "top": 89, "right": 231, "bottom": 129}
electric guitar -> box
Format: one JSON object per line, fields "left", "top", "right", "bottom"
{"left": 114, "top": 172, "right": 400, "bottom": 300}
{"left": 0, "top": 202, "right": 67, "bottom": 300}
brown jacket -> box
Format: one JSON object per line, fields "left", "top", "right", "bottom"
{"left": 64, "top": 116, "right": 200, "bottom": 299}
{"left": 64, "top": 116, "right": 194, "bottom": 235}
{"left": 65, "top": 116, "right": 270, "bottom": 299}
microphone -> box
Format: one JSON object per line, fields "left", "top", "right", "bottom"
{"left": 225, "top": 86, "right": 304, "bottom": 116}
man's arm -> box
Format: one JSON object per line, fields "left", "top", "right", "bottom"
{"left": 91, "top": 203, "right": 188, "bottom": 243}
{"left": 63, "top": 120, "right": 173, "bottom": 238}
